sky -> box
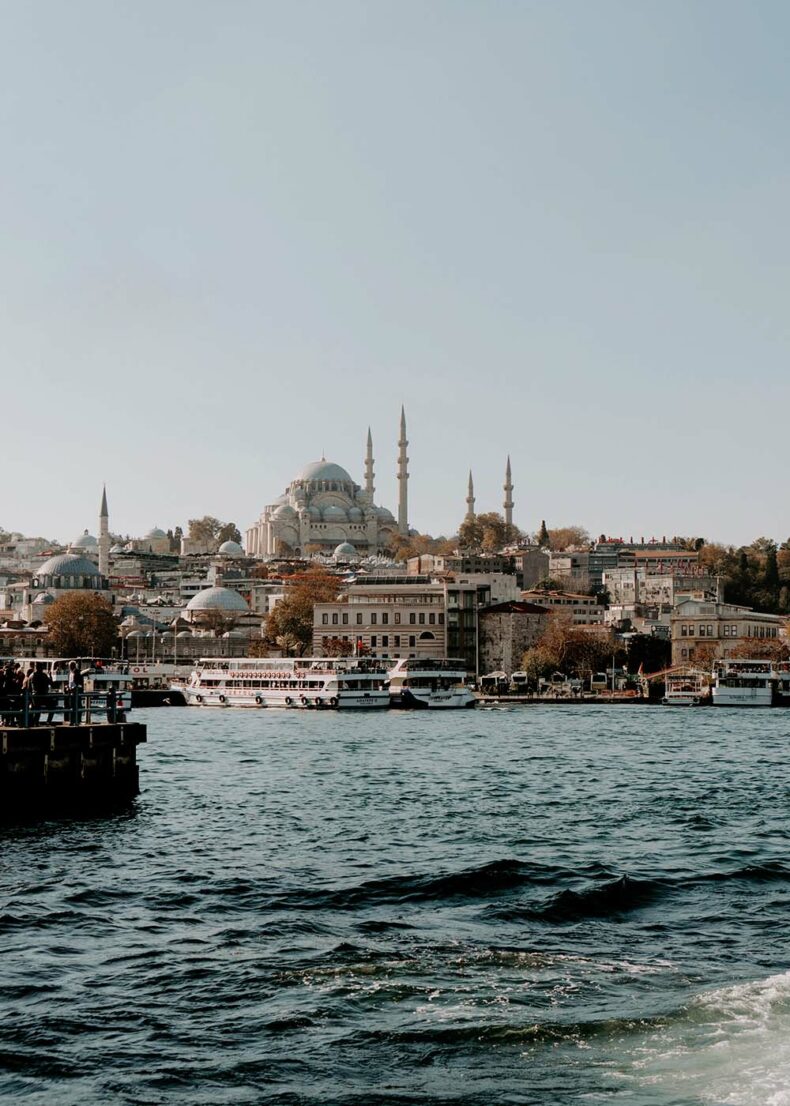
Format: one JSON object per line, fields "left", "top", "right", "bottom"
{"left": 2, "top": 0, "right": 789, "bottom": 547}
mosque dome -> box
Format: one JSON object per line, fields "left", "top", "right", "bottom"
{"left": 72, "top": 530, "right": 97, "bottom": 548}
{"left": 333, "top": 542, "right": 357, "bottom": 559}
{"left": 218, "top": 540, "right": 245, "bottom": 557}
{"left": 296, "top": 460, "right": 354, "bottom": 486}
{"left": 306, "top": 504, "right": 322, "bottom": 520}
{"left": 271, "top": 504, "right": 297, "bottom": 520}
{"left": 185, "top": 586, "right": 249, "bottom": 613}
{"left": 376, "top": 506, "right": 395, "bottom": 522}
{"left": 322, "top": 505, "right": 348, "bottom": 522}
{"left": 37, "top": 553, "right": 102, "bottom": 579}
{"left": 32, "top": 592, "right": 56, "bottom": 606}
{"left": 177, "top": 630, "right": 193, "bottom": 639}
{"left": 145, "top": 527, "right": 167, "bottom": 540}
{"left": 110, "top": 544, "right": 124, "bottom": 554}
{"left": 347, "top": 507, "right": 363, "bottom": 522}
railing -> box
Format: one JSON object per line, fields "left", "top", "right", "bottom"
{"left": 1, "top": 689, "right": 126, "bottom": 728}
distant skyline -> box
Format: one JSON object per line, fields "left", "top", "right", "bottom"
{"left": 3, "top": 1, "right": 789, "bottom": 547}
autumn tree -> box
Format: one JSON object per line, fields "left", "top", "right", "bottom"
{"left": 547, "top": 526, "right": 591, "bottom": 551}
{"left": 46, "top": 593, "right": 119, "bottom": 657}
{"left": 187, "top": 517, "right": 242, "bottom": 548}
{"left": 458, "top": 512, "right": 520, "bottom": 553}
{"left": 265, "top": 569, "right": 341, "bottom": 655}
{"left": 521, "top": 615, "right": 614, "bottom": 680}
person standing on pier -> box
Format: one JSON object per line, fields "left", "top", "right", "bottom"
{"left": 26, "top": 663, "right": 53, "bottom": 726}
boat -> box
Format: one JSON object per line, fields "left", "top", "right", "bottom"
{"left": 177, "top": 656, "right": 390, "bottom": 709}
{"left": 711, "top": 659, "right": 776, "bottom": 707}
{"left": 387, "top": 658, "right": 476, "bottom": 709}
{"left": 662, "top": 670, "right": 708, "bottom": 706}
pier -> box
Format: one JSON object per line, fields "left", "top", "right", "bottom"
{"left": 0, "top": 691, "right": 146, "bottom": 817}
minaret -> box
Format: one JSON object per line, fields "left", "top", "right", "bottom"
{"left": 365, "top": 427, "right": 375, "bottom": 499}
{"left": 466, "top": 470, "right": 476, "bottom": 521}
{"left": 397, "top": 406, "right": 409, "bottom": 536}
{"left": 503, "top": 455, "right": 514, "bottom": 528}
{"left": 98, "top": 485, "right": 110, "bottom": 577}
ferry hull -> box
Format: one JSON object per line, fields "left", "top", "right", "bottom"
{"left": 179, "top": 687, "right": 389, "bottom": 710}
{"left": 391, "top": 688, "right": 477, "bottom": 710}
{"left": 711, "top": 688, "right": 773, "bottom": 707}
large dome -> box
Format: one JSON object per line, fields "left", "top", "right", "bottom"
{"left": 322, "top": 505, "right": 348, "bottom": 522}
{"left": 218, "top": 540, "right": 245, "bottom": 557}
{"left": 185, "top": 586, "right": 249, "bottom": 613}
{"left": 37, "top": 553, "right": 102, "bottom": 578}
{"left": 296, "top": 460, "right": 354, "bottom": 485}
{"left": 145, "top": 527, "right": 167, "bottom": 539}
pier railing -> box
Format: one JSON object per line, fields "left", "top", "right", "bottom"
{"left": 1, "top": 689, "right": 126, "bottom": 729}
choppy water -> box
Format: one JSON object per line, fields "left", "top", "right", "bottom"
{"left": 2, "top": 705, "right": 790, "bottom": 1105}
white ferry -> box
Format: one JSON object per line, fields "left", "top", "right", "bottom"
{"left": 178, "top": 656, "right": 390, "bottom": 709}
{"left": 711, "top": 659, "right": 775, "bottom": 707}
{"left": 387, "top": 658, "right": 476, "bottom": 709}
{"left": 662, "top": 671, "right": 708, "bottom": 706}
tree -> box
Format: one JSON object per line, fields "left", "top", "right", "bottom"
{"left": 46, "top": 592, "right": 118, "bottom": 657}
{"left": 537, "top": 520, "right": 550, "bottom": 547}
{"left": 187, "top": 517, "right": 242, "bottom": 548}
{"left": 547, "top": 525, "right": 590, "bottom": 551}
{"left": 265, "top": 569, "right": 341, "bottom": 655}
{"left": 218, "top": 522, "right": 242, "bottom": 545}
{"left": 458, "top": 512, "right": 520, "bottom": 553}
{"left": 521, "top": 614, "right": 614, "bottom": 679}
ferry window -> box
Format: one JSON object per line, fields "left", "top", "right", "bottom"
{"left": 409, "top": 635, "right": 416, "bottom": 647}
{"left": 382, "top": 613, "right": 389, "bottom": 625}
{"left": 322, "top": 614, "right": 329, "bottom": 625}
{"left": 394, "top": 613, "right": 401, "bottom": 624}
{"left": 371, "top": 613, "right": 377, "bottom": 625}
{"left": 342, "top": 613, "right": 348, "bottom": 625}
{"left": 332, "top": 614, "right": 338, "bottom": 625}
{"left": 409, "top": 613, "right": 416, "bottom": 625}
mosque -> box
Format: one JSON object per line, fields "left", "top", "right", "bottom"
{"left": 245, "top": 409, "right": 411, "bottom": 558}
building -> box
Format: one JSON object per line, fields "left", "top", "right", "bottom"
{"left": 478, "top": 600, "right": 549, "bottom": 676}
{"left": 312, "top": 581, "right": 446, "bottom": 661}
{"left": 521, "top": 590, "right": 605, "bottom": 625}
{"left": 246, "top": 416, "right": 409, "bottom": 557}
{"left": 670, "top": 599, "right": 786, "bottom": 665}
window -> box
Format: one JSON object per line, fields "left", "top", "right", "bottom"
{"left": 438, "top": 613, "right": 445, "bottom": 625}
{"left": 681, "top": 624, "right": 687, "bottom": 637}
{"left": 409, "top": 635, "right": 416, "bottom": 647}
{"left": 419, "top": 631, "right": 435, "bottom": 641}
{"left": 332, "top": 613, "right": 338, "bottom": 626}
{"left": 342, "top": 613, "right": 348, "bottom": 625}
{"left": 382, "top": 613, "right": 389, "bottom": 625}
{"left": 394, "top": 635, "right": 400, "bottom": 647}
{"left": 707, "top": 625, "right": 713, "bottom": 637}
{"left": 356, "top": 613, "right": 363, "bottom": 625}
{"left": 322, "top": 613, "right": 329, "bottom": 625}
{"left": 429, "top": 612, "right": 435, "bottom": 625}
{"left": 409, "top": 613, "right": 416, "bottom": 625}
{"left": 394, "top": 612, "right": 401, "bottom": 624}
{"left": 371, "top": 613, "right": 377, "bottom": 625}
{"left": 382, "top": 635, "right": 388, "bottom": 646}
{"left": 418, "top": 612, "right": 425, "bottom": 625}
{"left": 371, "top": 635, "right": 376, "bottom": 647}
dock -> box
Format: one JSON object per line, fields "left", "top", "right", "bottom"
{"left": 0, "top": 691, "right": 147, "bottom": 817}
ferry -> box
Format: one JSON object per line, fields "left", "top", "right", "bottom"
{"left": 662, "top": 670, "right": 708, "bottom": 706}
{"left": 178, "top": 656, "right": 390, "bottom": 709}
{"left": 387, "top": 658, "right": 476, "bottom": 709}
{"left": 711, "top": 659, "right": 776, "bottom": 707}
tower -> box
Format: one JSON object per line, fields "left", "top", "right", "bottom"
{"left": 365, "top": 427, "right": 375, "bottom": 498}
{"left": 466, "top": 470, "right": 476, "bottom": 521}
{"left": 503, "top": 455, "right": 514, "bottom": 529}
{"left": 397, "top": 406, "right": 409, "bottom": 536}
{"left": 98, "top": 485, "right": 110, "bottom": 577}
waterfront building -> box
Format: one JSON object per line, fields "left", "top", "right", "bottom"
{"left": 521, "top": 590, "right": 605, "bottom": 626}
{"left": 670, "top": 599, "right": 785, "bottom": 665}
{"left": 312, "top": 581, "right": 446, "bottom": 662}
{"left": 478, "top": 600, "right": 549, "bottom": 677}
{"left": 246, "top": 417, "right": 409, "bottom": 557}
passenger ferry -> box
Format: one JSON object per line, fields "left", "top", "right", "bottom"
{"left": 387, "top": 658, "right": 476, "bottom": 709}
{"left": 178, "top": 657, "right": 390, "bottom": 709}
{"left": 711, "top": 659, "right": 776, "bottom": 707}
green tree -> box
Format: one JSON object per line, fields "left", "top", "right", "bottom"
{"left": 218, "top": 522, "right": 242, "bottom": 545}
{"left": 46, "top": 592, "right": 118, "bottom": 657}
{"left": 458, "top": 512, "right": 520, "bottom": 552}
{"left": 537, "top": 520, "right": 550, "bottom": 548}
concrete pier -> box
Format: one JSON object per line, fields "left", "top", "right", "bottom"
{"left": 0, "top": 721, "right": 147, "bottom": 817}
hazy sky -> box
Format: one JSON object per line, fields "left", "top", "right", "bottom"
{"left": 2, "top": 1, "right": 788, "bottom": 547}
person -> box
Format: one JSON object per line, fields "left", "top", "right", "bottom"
{"left": 27, "top": 662, "right": 53, "bottom": 726}
{"left": 66, "top": 661, "right": 84, "bottom": 723}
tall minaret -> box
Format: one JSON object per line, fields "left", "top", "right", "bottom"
{"left": 365, "top": 427, "right": 375, "bottom": 499}
{"left": 466, "top": 470, "right": 476, "bottom": 521}
{"left": 98, "top": 485, "right": 110, "bottom": 577}
{"left": 503, "top": 455, "right": 514, "bottom": 528}
{"left": 397, "top": 406, "right": 409, "bottom": 536}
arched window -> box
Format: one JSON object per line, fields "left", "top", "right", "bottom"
{"left": 418, "top": 631, "right": 436, "bottom": 640}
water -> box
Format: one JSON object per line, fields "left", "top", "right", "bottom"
{"left": 2, "top": 705, "right": 790, "bottom": 1105}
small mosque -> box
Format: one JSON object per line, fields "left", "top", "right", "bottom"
{"left": 245, "top": 410, "right": 411, "bottom": 557}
